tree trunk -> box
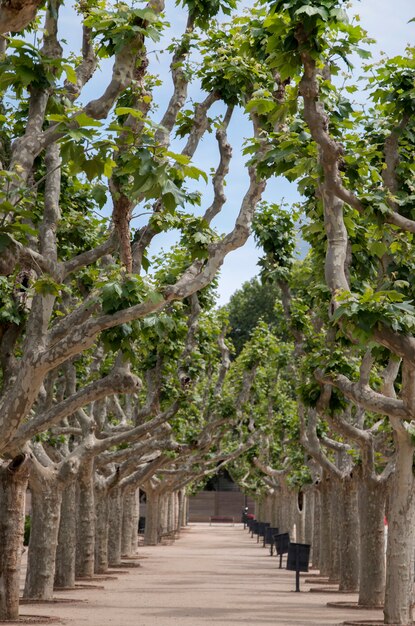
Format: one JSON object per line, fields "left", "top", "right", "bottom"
{"left": 161, "top": 493, "right": 169, "bottom": 537}
{"left": 94, "top": 481, "right": 109, "bottom": 574}
{"left": 177, "top": 490, "right": 185, "bottom": 533}
{"left": 130, "top": 489, "right": 139, "bottom": 553}
{"left": 76, "top": 459, "right": 95, "bottom": 578}
{"left": 55, "top": 481, "right": 76, "bottom": 588}
{"left": 121, "top": 487, "right": 136, "bottom": 557}
{"left": 144, "top": 489, "right": 160, "bottom": 546}
{"left": 271, "top": 489, "right": 281, "bottom": 529}
{"left": 338, "top": 476, "right": 359, "bottom": 592}
{"left": 278, "top": 485, "right": 289, "bottom": 533}
{"left": 304, "top": 489, "right": 315, "bottom": 562}
{"left": 288, "top": 491, "right": 298, "bottom": 541}
{"left": 108, "top": 486, "right": 122, "bottom": 567}
{"left": 356, "top": 474, "right": 386, "bottom": 607}
{"left": 256, "top": 497, "right": 265, "bottom": 522}
{"left": 264, "top": 493, "right": 273, "bottom": 523}
{"left": 166, "top": 492, "right": 175, "bottom": 534}
{"left": 312, "top": 488, "right": 321, "bottom": 570}
{"left": 24, "top": 469, "right": 63, "bottom": 600}
{"left": 328, "top": 480, "right": 340, "bottom": 583}
{"left": 295, "top": 490, "right": 306, "bottom": 543}
{"left": 384, "top": 431, "right": 415, "bottom": 625}
{"left": 173, "top": 491, "right": 179, "bottom": 532}
{"left": 319, "top": 477, "right": 331, "bottom": 577}
{"left": 0, "top": 454, "right": 30, "bottom": 620}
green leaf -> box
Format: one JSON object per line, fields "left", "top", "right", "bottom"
{"left": 104, "top": 159, "right": 116, "bottom": 178}
{"left": 148, "top": 290, "right": 164, "bottom": 304}
{"left": 0, "top": 233, "right": 12, "bottom": 252}
{"left": 294, "top": 6, "right": 328, "bottom": 19}
{"left": 34, "top": 277, "right": 62, "bottom": 297}
{"left": 356, "top": 48, "right": 371, "bottom": 60}
{"left": 165, "top": 151, "right": 190, "bottom": 165}
{"left": 369, "top": 241, "right": 388, "bottom": 258}
{"left": 115, "top": 107, "right": 144, "bottom": 119}
{"left": 63, "top": 64, "right": 77, "bottom": 85}
{"left": 75, "top": 113, "right": 102, "bottom": 128}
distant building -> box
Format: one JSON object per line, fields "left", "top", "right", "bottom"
{"left": 188, "top": 469, "right": 255, "bottom": 522}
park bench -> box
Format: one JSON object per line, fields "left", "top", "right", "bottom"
{"left": 209, "top": 515, "right": 235, "bottom": 526}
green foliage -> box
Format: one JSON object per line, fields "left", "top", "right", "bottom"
{"left": 262, "top": 0, "right": 370, "bottom": 80}
{"left": 298, "top": 342, "right": 359, "bottom": 412}
{"left": 333, "top": 288, "right": 415, "bottom": 341}
{"left": 226, "top": 277, "right": 281, "bottom": 354}
{"left": 100, "top": 275, "right": 149, "bottom": 315}
{"left": 369, "top": 49, "right": 415, "bottom": 117}
{"left": 252, "top": 202, "right": 297, "bottom": 282}
{"left": 286, "top": 466, "right": 312, "bottom": 488}
{"left": 84, "top": 4, "right": 165, "bottom": 56}
{"left": 0, "top": 276, "right": 24, "bottom": 326}
{"left": 114, "top": 146, "right": 206, "bottom": 212}
{"left": 199, "top": 21, "right": 273, "bottom": 105}
{"left": 179, "top": 0, "right": 237, "bottom": 29}
{"left": 0, "top": 39, "right": 65, "bottom": 96}
{"left": 33, "top": 431, "right": 66, "bottom": 446}
{"left": 33, "top": 276, "right": 66, "bottom": 298}
{"left": 24, "top": 515, "right": 31, "bottom": 547}
{"left": 180, "top": 217, "right": 217, "bottom": 260}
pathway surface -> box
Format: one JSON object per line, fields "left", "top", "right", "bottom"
{"left": 19, "top": 524, "right": 384, "bottom": 626}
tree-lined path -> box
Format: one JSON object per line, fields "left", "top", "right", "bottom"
{"left": 19, "top": 524, "right": 383, "bottom": 626}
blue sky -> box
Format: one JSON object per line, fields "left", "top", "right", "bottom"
{"left": 58, "top": 1, "right": 414, "bottom": 305}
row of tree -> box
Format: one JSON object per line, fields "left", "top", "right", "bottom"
{"left": 223, "top": 2, "right": 415, "bottom": 625}
{"left": 0, "top": 0, "right": 275, "bottom": 619}
{"left": 0, "top": 1, "right": 414, "bottom": 625}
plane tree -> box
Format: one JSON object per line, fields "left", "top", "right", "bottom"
{"left": 0, "top": 0, "right": 283, "bottom": 617}
{"left": 243, "top": 1, "right": 415, "bottom": 622}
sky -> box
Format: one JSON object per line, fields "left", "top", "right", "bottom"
{"left": 58, "top": 1, "right": 414, "bottom": 305}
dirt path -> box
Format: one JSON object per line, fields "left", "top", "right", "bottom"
{"left": 19, "top": 524, "right": 384, "bottom": 626}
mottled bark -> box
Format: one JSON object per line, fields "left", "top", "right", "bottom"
{"left": 159, "top": 493, "right": 168, "bottom": 536}
{"left": 295, "top": 491, "right": 306, "bottom": 544}
{"left": 166, "top": 492, "right": 175, "bottom": 534}
{"left": 304, "top": 489, "right": 314, "bottom": 562}
{"left": 76, "top": 460, "right": 95, "bottom": 578}
{"left": 312, "top": 488, "right": 320, "bottom": 569}
{"left": 358, "top": 476, "right": 386, "bottom": 607}
{"left": 144, "top": 490, "right": 160, "bottom": 546}
{"left": 0, "top": 0, "right": 44, "bottom": 33}
{"left": 0, "top": 455, "right": 30, "bottom": 620}
{"left": 121, "top": 487, "right": 137, "bottom": 557}
{"left": 94, "top": 480, "right": 109, "bottom": 574}
{"left": 55, "top": 481, "right": 76, "bottom": 588}
{"left": 24, "top": 470, "right": 63, "bottom": 600}
{"left": 338, "top": 477, "right": 359, "bottom": 592}
{"left": 319, "top": 478, "right": 331, "bottom": 577}
{"left": 177, "top": 490, "right": 185, "bottom": 532}
{"left": 328, "top": 482, "right": 340, "bottom": 583}
{"left": 384, "top": 431, "right": 415, "bottom": 624}
{"left": 108, "top": 487, "right": 122, "bottom": 567}
{"left": 271, "top": 490, "right": 281, "bottom": 529}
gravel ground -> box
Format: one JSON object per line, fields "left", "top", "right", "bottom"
{"left": 16, "top": 524, "right": 384, "bottom": 626}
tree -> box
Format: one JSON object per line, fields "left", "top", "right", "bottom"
{"left": 0, "top": 0, "right": 278, "bottom": 618}
{"left": 226, "top": 276, "right": 281, "bottom": 354}
{"left": 238, "top": 2, "right": 415, "bottom": 623}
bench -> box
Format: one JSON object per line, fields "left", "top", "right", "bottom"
{"left": 209, "top": 516, "right": 235, "bottom": 526}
